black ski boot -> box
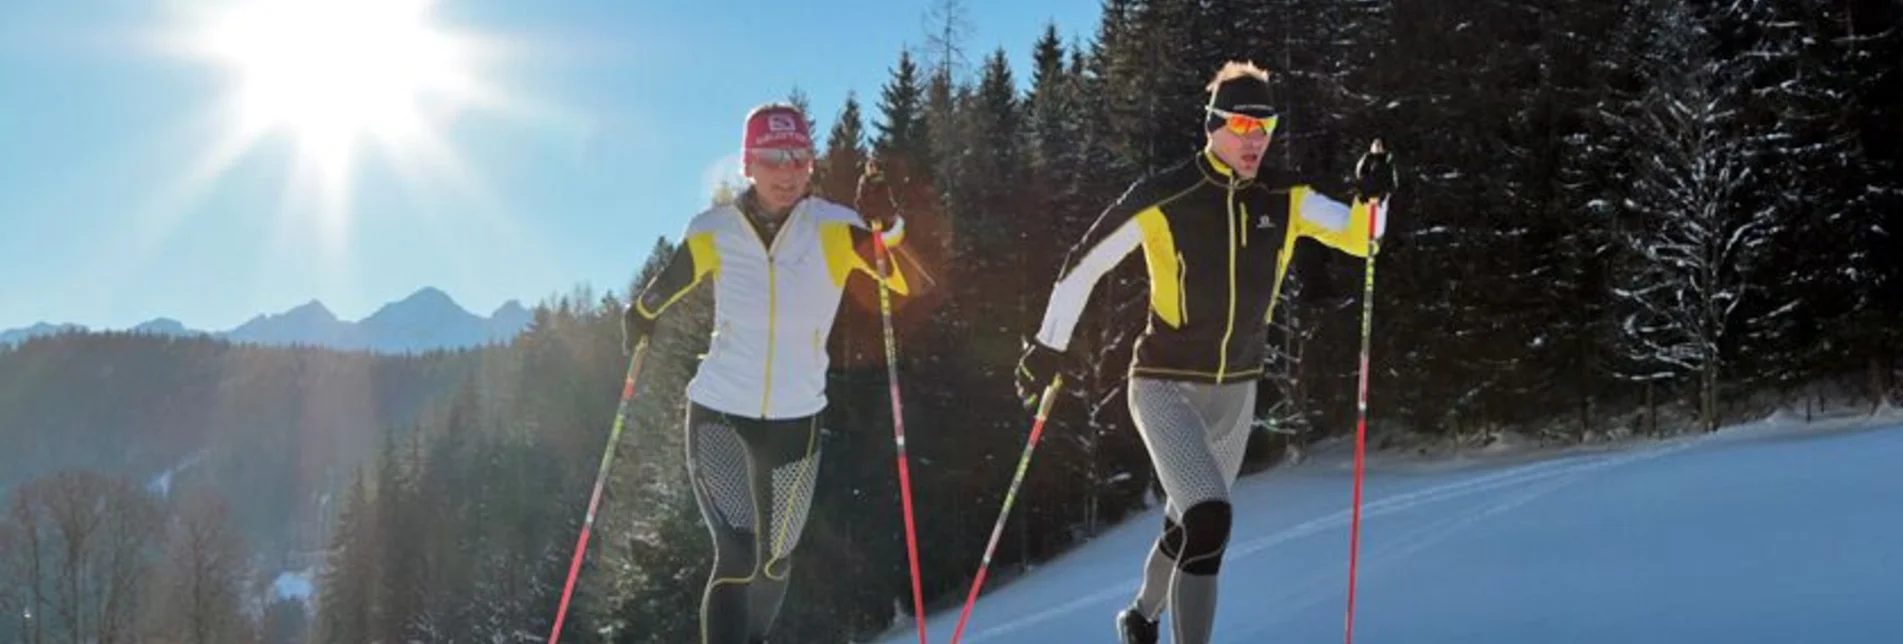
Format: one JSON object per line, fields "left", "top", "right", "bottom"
{"left": 1116, "top": 606, "right": 1159, "bottom": 644}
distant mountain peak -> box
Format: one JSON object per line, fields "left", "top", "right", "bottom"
{"left": 284, "top": 300, "right": 338, "bottom": 321}
{"left": 492, "top": 300, "right": 528, "bottom": 317}
{"left": 133, "top": 318, "right": 194, "bottom": 336}
{"left": 0, "top": 322, "right": 86, "bottom": 346}
{"left": 365, "top": 288, "right": 477, "bottom": 325}
{"left": 398, "top": 286, "right": 458, "bottom": 307}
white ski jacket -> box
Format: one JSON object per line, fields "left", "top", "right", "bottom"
{"left": 633, "top": 193, "right": 907, "bottom": 420}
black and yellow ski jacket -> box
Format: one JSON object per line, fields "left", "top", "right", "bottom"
{"left": 1032, "top": 149, "right": 1389, "bottom": 384}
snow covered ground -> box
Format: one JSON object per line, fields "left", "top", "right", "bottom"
{"left": 884, "top": 409, "right": 1903, "bottom": 643}
{"left": 272, "top": 569, "right": 314, "bottom": 605}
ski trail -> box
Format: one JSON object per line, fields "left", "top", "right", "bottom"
{"left": 1232, "top": 440, "right": 1694, "bottom": 560}
{"left": 953, "top": 440, "right": 1697, "bottom": 643}
{"left": 1255, "top": 464, "right": 1604, "bottom": 624}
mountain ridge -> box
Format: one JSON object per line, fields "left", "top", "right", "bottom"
{"left": 3, "top": 288, "right": 533, "bottom": 354}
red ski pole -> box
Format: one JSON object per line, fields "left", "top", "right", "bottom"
{"left": 549, "top": 337, "right": 650, "bottom": 644}
{"left": 950, "top": 375, "right": 1064, "bottom": 644}
{"left": 870, "top": 222, "right": 930, "bottom": 644}
{"left": 1344, "top": 193, "right": 1382, "bottom": 644}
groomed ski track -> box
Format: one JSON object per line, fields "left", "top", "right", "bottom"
{"left": 879, "top": 410, "right": 1903, "bottom": 643}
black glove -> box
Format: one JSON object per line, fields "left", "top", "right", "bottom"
{"left": 620, "top": 305, "right": 654, "bottom": 356}
{"left": 1354, "top": 139, "right": 1396, "bottom": 202}
{"left": 855, "top": 157, "right": 899, "bottom": 230}
{"left": 1015, "top": 339, "right": 1066, "bottom": 408}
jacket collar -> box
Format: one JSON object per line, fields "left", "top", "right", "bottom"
{"left": 737, "top": 187, "right": 802, "bottom": 220}
{"left": 1197, "top": 148, "right": 1252, "bottom": 187}
{"left": 735, "top": 188, "right": 811, "bottom": 250}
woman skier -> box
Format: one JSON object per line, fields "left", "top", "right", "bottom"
{"left": 621, "top": 102, "right": 909, "bottom": 644}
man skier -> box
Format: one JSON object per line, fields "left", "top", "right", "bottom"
{"left": 621, "top": 102, "right": 909, "bottom": 644}
{"left": 1015, "top": 61, "right": 1396, "bottom": 644}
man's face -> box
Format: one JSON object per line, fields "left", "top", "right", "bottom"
{"left": 1205, "top": 109, "right": 1275, "bottom": 179}
{"left": 744, "top": 147, "right": 815, "bottom": 213}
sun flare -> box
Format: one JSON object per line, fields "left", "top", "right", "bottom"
{"left": 199, "top": 0, "right": 472, "bottom": 165}
{"left": 157, "top": 0, "right": 535, "bottom": 247}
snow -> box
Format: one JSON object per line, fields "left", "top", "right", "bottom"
{"left": 145, "top": 449, "right": 208, "bottom": 498}
{"left": 272, "top": 569, "right": 315, "bottom": 604}
{"left": 883, "top": 412, "right": 1903, "bottom": 643}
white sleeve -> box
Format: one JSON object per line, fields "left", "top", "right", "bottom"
{"left": 1296, "top": 188, "right": 1387, "bottom": 240}
{"left": 1034, "top": 218, "right": 1143, "bottom": 351}
{"left": 877, "top": 215, "right": 905, "bottom": 245}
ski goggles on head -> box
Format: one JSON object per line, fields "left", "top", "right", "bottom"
{"left": 746, "top": 147, "right": 815, "bottom": 170}
{"left": 1205, "top": 107, "right": 1279, "bottom": 136}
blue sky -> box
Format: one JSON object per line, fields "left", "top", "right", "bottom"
{"left": 0, "top": 0, "right": 1102, "bottom": 331}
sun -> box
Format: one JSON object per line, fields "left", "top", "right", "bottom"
{"left": 197, "top": 0, "right": 474, "bottom": 170}
{"left": 154, "top": 0, "right": 533, "bottom": 249}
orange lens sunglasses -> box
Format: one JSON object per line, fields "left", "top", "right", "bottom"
{"left": 1207, "top": 108, "right": 1279, "bottom": 136}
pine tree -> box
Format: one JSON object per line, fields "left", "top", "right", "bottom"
{"left": 1530, "top": 0, "right": 1637, "bottom": 435}
{"left": 314, "top": 471, "right": 373, "bottom": 644}
{"left": 1611, "top": 0, "right": 1789, "bottom": 431}
{"left": 1101, "top": 0, "right": 1205, "bottom": 173}
{"left": 1715, "top": 0, "right": 1897, "bottom": 395}
{"left": 963, "top": 48, "right": 1024, "bottom": 270}
{"left": 922, "top": 68, "right": 964, "bottom": 218}
{"left": 874, "top": 51, "right": 931, "bottom": 167}
{"left": 371, "top": 426, "right": 423, "bottom": 641}
{"left": 1842, "top": 0, "right": 1903, "bottom": 403}
{"left": 1025, "top": 26, "right": 1086, "bottom": 293}
{"left": 817, "top": 92, "right": 868, "bottom": 202}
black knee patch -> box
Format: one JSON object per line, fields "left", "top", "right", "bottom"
{"left": 1158, "top": 515, "right": 1185, "bottom": 561}
{"left": 1175, "top": 501, "right": 1232, "bottom": 575}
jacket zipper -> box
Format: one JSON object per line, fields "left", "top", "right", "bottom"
{"left": 761, "top": 252, "right": 777, "bottom": 417}
{"left": 739, "top": 203, "right": 798, "bottom": 418}
{"left": 1217, "top": 178, "right": 1239, "bottom": 383}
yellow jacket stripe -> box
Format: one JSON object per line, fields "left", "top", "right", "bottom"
{"left": 1268, "top": 188, "right": 1387, "bottom": 324}
{"left": 635, "top": 231, "right": 720, "bottom": 319}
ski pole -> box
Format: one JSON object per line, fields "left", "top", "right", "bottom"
{"left": 869, "top": 222, "right": 930, "bottom": 644}
{"left": 1344, "top": 194, "right": 1380, "bottom": 644}
{"left": 950, "top": 375, "right": 1064, "bottom": 644}
{"left": 549, "top": 336, "right": 651, "bottom": 644}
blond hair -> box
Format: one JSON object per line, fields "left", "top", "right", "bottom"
{"left": 1205, "top": 60, "right": 1270, "bottom": 93}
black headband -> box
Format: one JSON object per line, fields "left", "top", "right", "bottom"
{"left": 1207, "top": 76, "right": 1277, "bottom": 119}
